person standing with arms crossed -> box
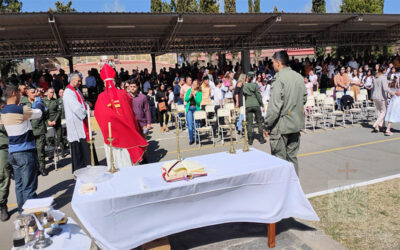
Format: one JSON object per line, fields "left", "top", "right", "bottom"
{"left": 264, "top": 51, "right": 308, "bottom": 176}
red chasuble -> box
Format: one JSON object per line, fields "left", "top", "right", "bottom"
{"left": 94, "top": 64, "right": 148, "bottom": 164}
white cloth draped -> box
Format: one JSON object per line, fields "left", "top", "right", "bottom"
{"left": 104, "top": 144, "right": 133, "bottom": 169}
{"left": 72, "top": 149, "right": 318, "bottom": 250}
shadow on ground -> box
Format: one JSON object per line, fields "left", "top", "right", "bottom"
{"left": 146, "top": 140, "right": 167, "bottom": 163}
{"left": 38, "top": 178, "right": 76, "bottom": 209}
{"left": 167, "top": 218, "right": 316, "bottom": 249}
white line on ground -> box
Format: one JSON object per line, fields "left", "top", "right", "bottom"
{"left": 306, "top": 173, "right": 400, "bottom": 199}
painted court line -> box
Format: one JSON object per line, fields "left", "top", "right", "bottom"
{"left": 306, "top": 173, "right": 400, "bottom": 199}
{"left": 298, "top": 136, "right": 400, "bottom": 158}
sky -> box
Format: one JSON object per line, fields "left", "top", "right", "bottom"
{"left": 20, "top": 0, "right": 400, "bottom": 14}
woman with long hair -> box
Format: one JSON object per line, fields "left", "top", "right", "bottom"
{"left": 185, "top": 79, "right": 202, "bottom": 145}
{"left": 371, "top": 66, "right": 400, "bottom": 133}
{"left": 156, "top": 84, "right": 169, "bottom": 132}
{"left": 362, "top": 70, "right": 374, "bottom": 100}
{"left": 385, "top": 77, "right": 400, "bottom": 136}
{"left": 350, "top": 68, "right": 361, "bottom": 101}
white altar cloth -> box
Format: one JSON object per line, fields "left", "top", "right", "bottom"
{"left": 72, "top": 149, "right": 318, "bottom": 250}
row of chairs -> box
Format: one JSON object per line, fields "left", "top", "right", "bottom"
{"left": 305, "top": 94, "right": 376, "bottom": 131}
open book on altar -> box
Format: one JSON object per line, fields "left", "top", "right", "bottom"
{"left": 162, "top": 160, "right": 207, "bottom": 182}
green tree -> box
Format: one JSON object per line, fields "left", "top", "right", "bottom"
{"left": 254, "top": 0, "right": 260, "bottom": 12}
{"left": 200, "top": 0, "right": 219, "bottom": 13}
{"left": 49, "top": 1, "right": 76, "bottom": 13}
{"left": 0, "top": 0, "right": 22, "bottom": 77}
{"left": 312, "top": 0, "right": 326, "bottom": 59}
{"left": 338, "top": 0, "right": 385, "bottom": 58}
{"left": 340, "top": 0, "right": 384, "bottom": 14}
{"left": 224, "top": 0, "right": 236, "bottom": 13}
{"left": 312, "top": 0, "right": 326, "bottom": 13}
{"left": 273, "top": 5, "right": 279, "bottom": 13}
{"left": 170, "top": 0, "right": 199, "bottom": 12}
{"left": 248, "top": 0, "right": 260, "bottom": 13}
{"left": 151, "top": 0, "right": 162, "bottom": 12}
{"left": 0, "top": 0, "right": 22, "bottom": 13}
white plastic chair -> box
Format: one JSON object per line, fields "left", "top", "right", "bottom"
{"left": 217, "top": 108, "right": 237, "bottom": 144}
{"left": 194, "top": 111, "right": 215, "bottom": 147}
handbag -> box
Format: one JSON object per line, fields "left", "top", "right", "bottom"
{"left": 158, "top": 100, "right": 167, "bottom": 112}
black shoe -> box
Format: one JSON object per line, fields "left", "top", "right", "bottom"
{"left": 195, "top": 141, "right": 199, "bottom": 145}
{"left": 0, "top": 206, "right": 9, "bottom": 222}
{"left": 189, "top": 141, "right": 194, "bottom": 145}
{"left": 258, "top": 134, "right": 266, "bottom": 144}
{"left": 39, "top": 167, "right": 48, "bottom": 176}
{"left": 248, "top": 136, "right": 254, "bottom": 146}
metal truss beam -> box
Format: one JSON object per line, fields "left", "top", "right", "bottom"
{"left": 48, "top": 13, "right": 70, "bottom": 56}
{"left": 158, "top": 15, "right": 183, "bottom": 53}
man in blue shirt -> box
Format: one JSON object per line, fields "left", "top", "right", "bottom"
{"left": 85, "top": 70, "right": 97, "bottom": 89}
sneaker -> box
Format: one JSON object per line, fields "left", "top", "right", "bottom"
{"left": 0, "top": 206, "right": 9, "bottom": 222}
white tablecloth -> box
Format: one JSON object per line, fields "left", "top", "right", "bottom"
{"left": 12, "top": 218, "right": 92, "bottom": 250}
{"left": 72, "top": 148, "right": 319, "bottom": 250}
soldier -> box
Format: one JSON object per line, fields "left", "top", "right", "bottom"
{"left": 58, "top": 89, "right": 68, "bottom": 154}
{"left": 0, "top": 101, "right": 11, "bottom": 221}
{"left": 264, "top": 51, "right": 308, "bottom": 176}
{"left": 21, "top": 86, "right": 48, "bottom": 176}
{"left": 243, "top": 71, "right": 266, "bottom": 145}
{"left": 44, "top": 88, "right": 63, "bottom": 153}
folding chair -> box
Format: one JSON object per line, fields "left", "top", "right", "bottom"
{"left": 217, "top": 108, "right": 237, "bottom": 144}
{"left": 194, "top": 111, "right": 215, "bottom": 147}
{"left": 205, "top": 105, "right": 217, "bottom": 124}
{"left": 304, "top": 99, "right": 325, "bottom": 131}
{"left": 323, "top": 97, "right": 345, "bottom": 128}
{"left": 176, "top": 105, "right": 186, "bottom": 130}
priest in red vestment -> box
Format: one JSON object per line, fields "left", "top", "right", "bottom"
{"left": 95, "top": 64, "right": 148, "bottom": 167}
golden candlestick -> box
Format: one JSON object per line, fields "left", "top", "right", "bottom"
{"left": 107, "top": 137, "right": 119, "bottom": 173}
{"left": 228, "top": 115, "right": 236, "bottom": 154}
{"left": 88, "top": 139, "right": 95, "bottom": 166}
{"left": 242, "top": 120, "right": 250, "bottom": 152}
{"left": 174, "top": 110, "right": 182, "bottom": 160}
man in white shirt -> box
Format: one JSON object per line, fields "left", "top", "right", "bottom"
{"left": 347, "top": 57, "right": 359, "bottom": 70}
{"left": 63, "top": 73, "right": 94, "bottom": 172}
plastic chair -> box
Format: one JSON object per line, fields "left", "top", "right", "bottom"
{"left": 194, "top": 111, "right": 215, "bottom": 147}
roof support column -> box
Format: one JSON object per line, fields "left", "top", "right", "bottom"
{"left": 67, "top": 56, "right": 73, "bottom": 74}
{"left": 151, "top": 53, "right": 156, "bottom": 75}
{"left": 241, "top": 50, "right": 251, "bottom": 73}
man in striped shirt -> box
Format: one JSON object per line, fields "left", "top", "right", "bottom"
{"left": 1, "top": 85, "right": 43, "bottom": 213}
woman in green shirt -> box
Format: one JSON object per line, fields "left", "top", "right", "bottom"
{"left": 184, "top": 79, "right": 202, "bottom": 145}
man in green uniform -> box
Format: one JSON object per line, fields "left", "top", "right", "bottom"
{"left": 21, "top": 87, "right": 48, "bottom": 176}
{"left": 243, "top": 72, "right": 266, "bottom": 145}
{"left": 0, "top": 102, "right": 11, "bottom": 221}
{"left": 264, "top": 51, "right": 308, "bottom": 176}
{"left": 44, "top": 88, "right": 63, "bottom": 152}
{"left": 58, "top": 89, "right": 68, "bottom": 155}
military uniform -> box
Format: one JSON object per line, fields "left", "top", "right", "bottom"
{"left": 0, "top": 121, "right": 11, "bottom": 218}
{"left": 21, "top": 98, "right": 48, "bottom": 174}
{"left": 44, "top": 97, "right": 63, "bottom": 150}
{"left": 264, "top": 67, "right": 307, "bottom": 175}
{"left": 57, "top": 97, "right": 68, "bottom": 150}
{"left": 243, "top": 76, "right": 265, "bottom": 145}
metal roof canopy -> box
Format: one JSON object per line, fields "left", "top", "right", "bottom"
{"left": 0, "top": 12, "right": 400, "bottom": 60}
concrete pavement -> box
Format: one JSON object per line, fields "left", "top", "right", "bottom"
{"left": 1, "top": 121, "right": 399, "bottom": 249}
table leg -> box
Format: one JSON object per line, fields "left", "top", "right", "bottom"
{"left": 268, "top": 223, "right": 276, "bottom": 248}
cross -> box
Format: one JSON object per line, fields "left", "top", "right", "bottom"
{"left": 338, "top": 162, "right": 357, "bottom": 180}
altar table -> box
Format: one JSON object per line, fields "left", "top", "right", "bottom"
{"left": 72, "top": 148, "right": 319, "bottom": 250}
